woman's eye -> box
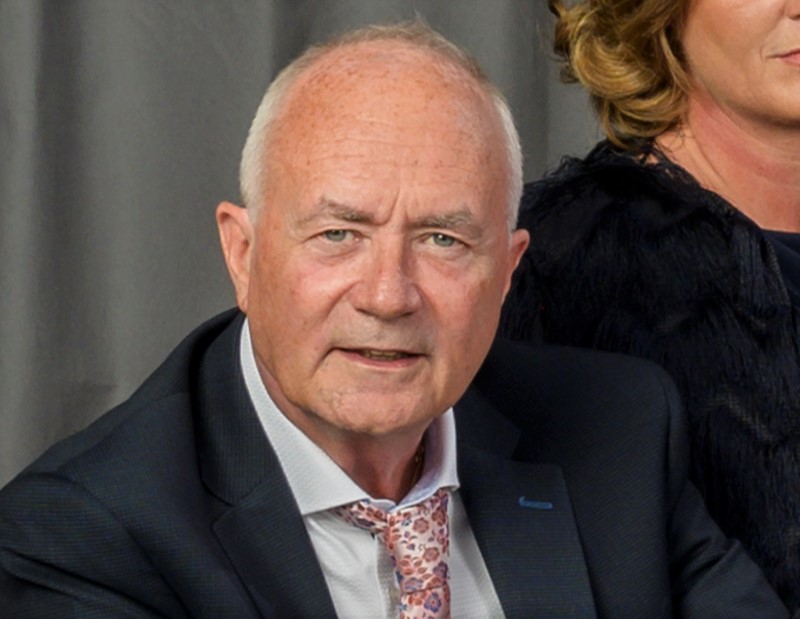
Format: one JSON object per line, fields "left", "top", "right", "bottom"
{"left": 323, "top": 229, "right": 349, "bottom": 242}
{"left": 430, "top": 233, "right": 457, "bottom": 247}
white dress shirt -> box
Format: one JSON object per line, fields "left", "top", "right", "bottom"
{"left": 240, "top": 321, "right": 505, "bottom": 618}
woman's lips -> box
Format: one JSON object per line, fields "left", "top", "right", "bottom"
{"left": 775, "top": 49, "right": 800, "bottom": 65}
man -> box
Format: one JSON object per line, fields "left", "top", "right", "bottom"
{"left": 0, "top": 22, "right": 789, "bottom": 618}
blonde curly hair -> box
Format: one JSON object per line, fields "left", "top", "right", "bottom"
{"left": 549, "top": 0, "right": 690, "bottom": 148}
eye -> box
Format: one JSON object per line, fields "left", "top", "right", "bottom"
{"left": 322, "top": 229, "right": 349, "bottom": 242}
{"left": 429, "top": 233, "right": 457, "bottom": 248}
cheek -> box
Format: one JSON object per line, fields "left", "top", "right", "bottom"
{"left": 685, "top": 5, "right": 765, "bottom": 76}
{"left": 291, "top": 261, "right": 354, "bottom": 306}
{"left": 262, "top": 253, "right": 363, "bottom": 341}
{"left": 246, "top": 251, "right": 314, "bottom": 344}
{"left": 424, "top": 263, "right": 506, "bottom": 332}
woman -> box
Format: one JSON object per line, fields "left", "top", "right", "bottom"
{"left": 501, "top": 0, "right": 800, "bottom": 609}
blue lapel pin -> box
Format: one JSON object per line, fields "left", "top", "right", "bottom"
{"left": 518, "top": 496, "right": 554, "bottom": 510}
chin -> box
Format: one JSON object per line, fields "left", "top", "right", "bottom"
{"left": 322, "top": 398, "right": 438, "bottom": 437}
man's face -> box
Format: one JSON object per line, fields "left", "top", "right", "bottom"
{"left": 223, "top": 43, "right": 528, "bottom": 445}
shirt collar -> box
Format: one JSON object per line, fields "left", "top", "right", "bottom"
{"left": 239, "top": 319, "right": 459, "bottom": 516}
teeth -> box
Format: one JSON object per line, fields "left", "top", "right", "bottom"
{"left": 360, "top": 350, "right": 410, "bottom": 360}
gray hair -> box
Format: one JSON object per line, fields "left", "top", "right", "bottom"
{"left": 239, "top": 21, "right": 523, "bottom": 232}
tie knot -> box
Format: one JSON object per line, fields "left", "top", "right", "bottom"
{"left": 333, "top": 488, "right": 449, "bottom": 541}
{"left": 331, "top": 488, "right": 452, "bottom": 617}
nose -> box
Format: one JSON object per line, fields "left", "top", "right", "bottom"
{"left": 790, "top": 0, "right": 800, "bottom": 18}
{"left": 351, "top": 239, "right": 423, "bottom": 320}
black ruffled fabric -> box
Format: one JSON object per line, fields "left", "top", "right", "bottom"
{"left": 501, "top": 140, "right": 800, "bottom": 610}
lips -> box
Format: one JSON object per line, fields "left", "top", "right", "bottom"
{"left": 334, "top": 346, "right": 424, "bottom": 364}
{"left": 358, "top": 349, "right": 415, "bottom": 361}
{"left": 773, "top": 48, "right": 800, "bottom": 60}
{"left": 780, "top": 51, "right": 800, "bottom": 65}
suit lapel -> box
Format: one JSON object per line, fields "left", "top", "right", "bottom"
{"left": 194, "top": 315, "right": 337, "bottom": 618}
{"left": 455, "top": 387, "right": 597, "bottom": 618}
{"left": 212, "top": 475, "right": 337, "bottom": 618}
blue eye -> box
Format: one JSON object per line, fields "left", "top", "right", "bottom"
{"left": 323, "top": 229, "right": 349, "bottom": 242}
{"left": 431, "top": 233, "right": 456, "bottom": 247}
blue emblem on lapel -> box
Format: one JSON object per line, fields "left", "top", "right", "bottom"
{"left": 518, "top": 496, "right": 554, "bottom": 510}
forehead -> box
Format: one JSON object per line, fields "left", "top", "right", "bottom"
{"left": 286, "top": 41, "right": 493, "bottom": 127}
{"left": 264, "top": 41, "right": 507, "bottom": 204}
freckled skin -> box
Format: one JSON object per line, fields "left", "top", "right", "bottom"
{"left": 218, "top": 41, "right": 528, "bottom": 499}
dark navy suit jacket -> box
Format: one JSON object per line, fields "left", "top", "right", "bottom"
{"left": 0, "top": 311, "right": 789, "bottom": 617}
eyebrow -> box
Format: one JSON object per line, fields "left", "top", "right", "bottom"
{"left": 412, "top": 210, "right": 475, "bottom": 230}
{"left": 301, "top": 199, "right": 374, "bottom": 225}
{"left": 304, "top": 198, "right": 479, "bottom": 234}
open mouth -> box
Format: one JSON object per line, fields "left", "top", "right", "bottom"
{"left": 355, "top": 349, "right": 416, "bottom": 361}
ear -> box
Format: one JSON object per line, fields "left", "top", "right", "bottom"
{"left": 502, "top": 228, "right": 530, "bottom": 298}
{"left": 216, "top": 201, "right": 254, "bottom": 313}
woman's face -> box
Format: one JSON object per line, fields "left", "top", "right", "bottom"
{"left": 681, "top": 0, "right": 800, "bottom": 126}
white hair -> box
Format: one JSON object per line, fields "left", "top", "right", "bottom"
{"left": 239, "top": 21, "right": 523, "bottom": 232}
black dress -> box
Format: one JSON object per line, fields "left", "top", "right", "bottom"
{"left": 501, "top": 140, "right": 800, "bottom": 610}
{"left": 766, "top": 230, "right": 800, "bottom": 306}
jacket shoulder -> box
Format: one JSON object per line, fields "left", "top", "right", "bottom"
{"left": 473, "top": 339, "right": 687, "bottom": 488}
{"left": 0, "top": 310, "right": 249, "bottom": 617}
{"left": 476, "top": 338, "right": 681, "bottom": 428}
{"left": 3, "top": 309, "right": 242, "bottom": 489}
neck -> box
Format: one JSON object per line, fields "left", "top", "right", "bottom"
{"left": 656, "top": 91, "right": 800, "bottom": 231}
{"left": 328, "top": 434, "right": 426, "bottom": 503}
{"left": 288, "top": 413, "right": 428, "bottom": 503}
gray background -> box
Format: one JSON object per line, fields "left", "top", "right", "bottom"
{"left": 0, "top": 0, "right": 597, "bottom": 486}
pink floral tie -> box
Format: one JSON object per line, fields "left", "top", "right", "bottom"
{"left": 331, "top": 488, "right": 451, "bottom": 619}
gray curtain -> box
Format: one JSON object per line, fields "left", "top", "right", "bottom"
{"left": 0, "top": 0, "right": 597, "bottom": 486}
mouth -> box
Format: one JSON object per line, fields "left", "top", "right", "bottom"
{"left": 357, "top": 349, "right": 415, "bottom": 361}
{"left": 335, "top": 347, "right": 424, "bottom": 366}
{"left": 774, "top": 49, "right": 800, "bottom": 62}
